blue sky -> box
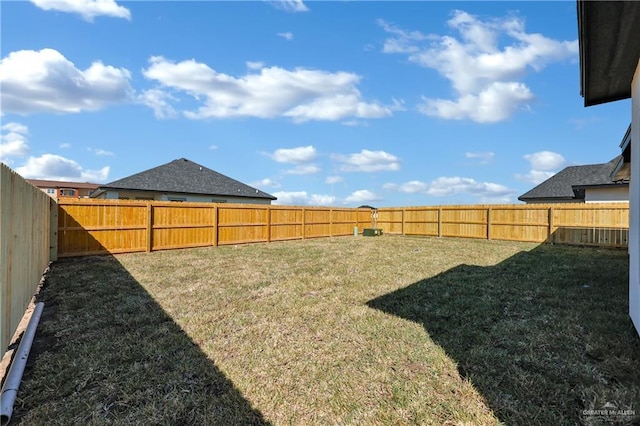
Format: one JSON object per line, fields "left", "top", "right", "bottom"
{"left": 0, "top": 0, "right": 632, "bottom": 206}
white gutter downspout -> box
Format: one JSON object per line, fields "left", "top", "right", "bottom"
{"left": 0, "top": 302, "right": 45, "bottom": 426}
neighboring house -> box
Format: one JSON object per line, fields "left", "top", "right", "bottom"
{"left": 518, "top": 155, "right": 629, "bottom": 204}
{"left": 577, "top": 0, "right": 640, "bottom": 335}
{"left": 27, "top": 179, "right": 99, "bottom": 198}
{"left": 91, "top": 158, "right": 276, "bottom": 204}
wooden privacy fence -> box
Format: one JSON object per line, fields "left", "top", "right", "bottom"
{"left": 376, "top": 203, "right": 629, "bottom": 248}
{"left": 1, "top": 164, "right": 54, "bottom": 354}
{"left": 57, "top": 199, "right": 372, "bottom": 257}
{"left": 57, "top": 200, "right": 630, "bottom": 258}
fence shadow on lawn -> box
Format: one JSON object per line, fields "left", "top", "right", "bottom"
{"left": 12, "top": 247, "right": 270, "bottom": 424}
{"left": 367, "top": 243, "right": 640, "bottom": 425}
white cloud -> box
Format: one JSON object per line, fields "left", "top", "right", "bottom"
{"left": 523, "top": 151, "right": 565, "bottom": 171}
{"left": 383, "top": 177, "right": 514, "bottom": 202}
{"left": 270, "top": 145, "right": 317, "bottom": 163}
{"left": 515, "top": 170, "right": 556, "bottom": 185}
{"left": 285, "top": 164, "right": 321, "bottom": 175}
{"left": 333, "top": 149, "right": 400, "bottom": 172}
{"left": 515, "top": 150, "right": 565, "bottom": 184}
{"left": 88, "top": 148, "right": 114, "bottom": 157}
{"left": 30, "top": 0, "right": 131, "bottom": 21}
{"left": 465, "top": 151, "right": 495, "bottom": 164}
{"left": 138, "top": 89, "right": 178, "bottom": 119}
{"left": 16, "top": 154, "right": 109, "bottom": 182}
{"left": 1, "top": 48, "right": 132, "bottom": 115}
{"left": 142, "top": 56, "right": 393, "bottom": 122}
{"left": 325, "top": 175, "right": 344, "bottom": 184}
{"left": 269, "top": 0, "right": 309, "bottom": 13}
{"left": 283, "top": 95, "right": 392, "bottom": 123}
{"left": 252, "top": 178, "right": 281, "bottom": 189}
{"left": 1, "top": 122, "right": 30, "bottom": 163}
{"left": 419, "top": 82, "right": 534, "bottom": 123}
{"left": 272, "top": 191, "right": 308, "bottom": 205}
{"left": 344, "top": 189, "right": 382, "bottom": 205}
{"left": 309, "top": 194, "right": 336, "bottom": 205}
{"left": 209, "top": 145, "right": 218, "bottom": 151}
{"left": 60, "top": 143, "right": 71, "bottom": 149}
{"left": 377, "top": 19, "right": 429, "bottom": 54}
{"left": 398, "top": 180, "right": 429, "bottom": 194}
{"left": 426, "top": 176, "right": 513, "bottom": 200}
{"left": 382, "top": 183, "right": 398, "bottom": 190}
{"left": 246, "top": 61, "right": 265, "bottom": 70}
{"left": 381, "top": 10, "right": 577, "bottom": 123}
{"left": 272, "top": 191, "right": 335, "bottom": 206}
{"left": 277, "top": 32, "right": 294, "bottom": 41}
{"left": 2, "top": 123, "right": 28, "bottom": 134}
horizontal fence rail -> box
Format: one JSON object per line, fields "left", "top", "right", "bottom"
{"left": 57, "top": 199, "right": 371, "bottom": 257}
{"left": 375, "top": 203, "right": 629, "bottom": 248}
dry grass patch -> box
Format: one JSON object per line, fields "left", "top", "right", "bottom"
{"left": 10, "top": 236, "right": 639, "bottom": 425}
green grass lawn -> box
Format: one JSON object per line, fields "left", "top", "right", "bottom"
{"left": 10, "top": 236, "right": 640, "bottom": 425}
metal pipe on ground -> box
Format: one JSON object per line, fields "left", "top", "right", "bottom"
{"left": 0, "top": 302, "right": 44, "bottom": 426}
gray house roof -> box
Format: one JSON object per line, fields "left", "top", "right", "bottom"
{"left": 518, "top": 156, "right": 627, "bottom": 202}
{"left": 96, "top": 158, "right": 276, "bottom": 200}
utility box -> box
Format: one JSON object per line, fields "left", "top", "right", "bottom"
{"left": 363, "top": 228, "right": 383, "bottom": 237}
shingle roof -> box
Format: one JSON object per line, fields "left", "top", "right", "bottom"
{"left": 98, "top": 158, "right": 276, "bottom": 200}
{"left": 518, "top": 156, "right": 626, "bottom": 202}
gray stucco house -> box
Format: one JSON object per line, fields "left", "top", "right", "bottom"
{"left": 92, "top": 158, "right": 276, "bottom": 204}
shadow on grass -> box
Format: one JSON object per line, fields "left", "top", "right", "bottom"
{"left": 11, "top": 253, "right": 269, "bottom": 425}
{"left": 367, "top": 243, "right": 640, "bottom": 425}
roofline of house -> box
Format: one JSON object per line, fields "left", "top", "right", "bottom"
{"left": 517, "top": 196, "right": 576, "bottom": 202}
{"left": 620, "top": 124, "right": 632, "bottom": 150}
{"left": 571, "top": 182, "right": 630, "bottom": 190}
{"left": 26, "top": 179, "right": 100, "bottom": 189}
{"left": 95, "top": 186, "right": 277, "bottom": 200}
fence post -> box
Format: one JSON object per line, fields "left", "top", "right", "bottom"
{"left": 146, "top": 202, "right": 153, "bottom": 252}
{"left": 212, "top": 205, "right": 218, "bottom": 247}
{"left": 548, "top": 206, "right": 554, "bottom": 243}
{"left": 266, "top": 206, "right": 271, "bottom": 243}
{"left": 49, "top": 200, "right": 58, "bottom": 261}
{"left": 329, "top": 208, "right": 333, "bottom": 237}
{"left": 487, "top": 207, "right": 492, "bottom": 240}
{"left": 354, "top": 210, "right": 357, "bottom": 234}
{"left": 401, "top": 209, "right": 405, "bottom": 235}
{"left": 302, "top": 207, "right": 306, "bottom": 239}
{"left": 438, "top": 207, "right": 442, "bottom": 237}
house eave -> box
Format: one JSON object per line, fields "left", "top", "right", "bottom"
{"left": 620, "top": 124, "right": 632, "bottom": 150}
{"left": 572, "top": 182, "right": 630, "bottom": 190}
{"left": 517, "top": 196, "right": 577, "bottom": 203}
{"left": 578, "top": 1, "right": 640, "bottom": 106}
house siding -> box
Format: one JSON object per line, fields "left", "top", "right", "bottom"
{"left": 584, "top": 186, "right": 629, "bottom": 203}
{"left": 630, "top": 60, "right": 640, "bottom": 334}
